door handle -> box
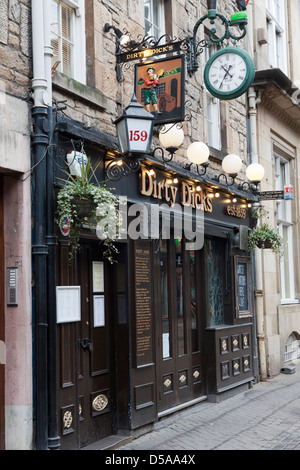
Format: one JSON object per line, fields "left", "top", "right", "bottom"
{"left": 79, "top": 338, "right": 94, "bottom": 352}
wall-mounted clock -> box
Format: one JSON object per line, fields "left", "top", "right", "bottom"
{"left": 204, "top": 46, "right": 255, "bottom": 100}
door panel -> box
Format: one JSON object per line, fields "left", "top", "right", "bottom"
{"left": 57, "top": 240, "right": 114, "bottom": 449}
{"left": 77, "top": 243, "right": 113, "bottom": 447}
{"left": 156, "top": 239, "right": 205, "bottom": 413}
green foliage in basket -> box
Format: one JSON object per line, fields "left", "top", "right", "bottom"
{"left": 56, "top": 158, "right": 120, "bottom": 263}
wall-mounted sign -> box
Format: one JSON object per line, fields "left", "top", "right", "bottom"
{"left": 225, "top": 205, "right": 247, "bottom": 219}
{"left": 117, "top": 41, "right": 183, "bottom": 64}
{"left": 139, "top": 167, "right": 213, "bottom": 212}
{"left": 135, "top": 55, "right": 185, "bottom": 125}
{"left": 59, "top": 216, "right": 70, "bottom": 236}
{"left": 92, "top": 261, "right": 104, "bottom": 292}
{"left": 234, "top": 257, "right": 252, "bottom": 319}
{"left": 56, "top": 286, "right": 81, "bottom": 323}
{"left": 93, "top": 295, "right": 105, "bottom": 327}
{"left": 284, "top": 185, "right": 294, "bottom": 200}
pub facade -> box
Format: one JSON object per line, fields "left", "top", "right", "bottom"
{"left": 1, "top": 0, "right": 263, "bottom": 451}
{"left": 52, "top": 111, "right": 257, "bottom": 449}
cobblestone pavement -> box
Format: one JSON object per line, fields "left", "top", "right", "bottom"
{"left": 118, "top": 362, "right": 300, "bottom": 451}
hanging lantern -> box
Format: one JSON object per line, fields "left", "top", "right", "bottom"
{"left": 114, "top": 94, "right": 155, "bottom": 156}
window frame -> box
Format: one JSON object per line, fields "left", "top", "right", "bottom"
{"left": 144, "top": 0, "right": 165, "bottom": 39}
{"left": 274, "top": 152, "right": 297, "bottom": 304}
{"left": 50, "top": 0, "right": 86, "bottom": 84}
{"left": 266, "top": 0, "right": 288, "bottom": 73}
{"left": 204, "top": 42, "right": 221, "bottom": 150}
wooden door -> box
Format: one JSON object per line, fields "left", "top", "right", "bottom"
{"left": 77, "top": 242, "right": 114, "bottom": 448}
{"left": 57, "top": 240, "right": 114, "bottom": 449}
{"left": 0, "top": 177, "right": 4, "bottom": 450}
{"left": 156, "top": 239, "right": 205, "bottom": 414}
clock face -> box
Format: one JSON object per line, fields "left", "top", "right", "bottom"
{"left": 204, "top": 47, "right": 255, "bottom": 100}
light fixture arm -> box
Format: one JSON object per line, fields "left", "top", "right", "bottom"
{"left": 152, "top": 146, "right": 178, "bottom": 163}
{"left": 186, "top": 161, "right": 210, "bottom": 176}
{"left": 238, "top": 181, "right": 260, "bottom": 193}
{"left": 187, "top": 8, "right": 247, "bottom": 76}
{"left": 214, "top": 172, "right": 237, "bottom": 187}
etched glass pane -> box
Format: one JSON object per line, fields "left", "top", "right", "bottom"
{"left": 206, "top": 239, "right": 224, "bottom": 326}
{"left": 190, "top": 250, "right": 199, "bottom": 352}
{"left": 160, "top": 239, "right": 170, "bottom": 358}
{"left": 176, "top": 239, "right": 185, "bottom": 356}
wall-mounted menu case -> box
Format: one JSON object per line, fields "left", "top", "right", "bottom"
{"left": 234, "top": 256, "right": 253, "bottom": 319}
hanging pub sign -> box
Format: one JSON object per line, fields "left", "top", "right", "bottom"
{"left": 135, "top": 55, "right": 185, "bottom": 125}
{"left": 117, "top": 40, "right": 184, "bottom": 64}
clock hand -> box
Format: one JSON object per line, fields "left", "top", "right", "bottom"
{"left": 220, "top": 70, "right": 229, "bottom": 89}
{"left": 221, "top": 64, "right": 233, "bottom": 78}
{"left": 219, "top": 65, "right": 233, "bottom": 89}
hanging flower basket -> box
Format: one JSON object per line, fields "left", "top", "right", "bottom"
{"left": 74, "top": 197, "right": 97, "bottom": 218}
{"left": 56, "top": 158, "right": 120, "bottom": 263}
{"left": 256, "top": 239, "right": 273, "bottom": 250}
{"left": 248, "top": 208, "right": 284, "bottom": 257}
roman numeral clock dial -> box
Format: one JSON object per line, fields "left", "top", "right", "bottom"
{"left": 204, "top": 46, "right": 255, "bottom": 100}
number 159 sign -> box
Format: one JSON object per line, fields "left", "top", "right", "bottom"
{"left": 126, "top": 118, "right": 153, "bottom": 154}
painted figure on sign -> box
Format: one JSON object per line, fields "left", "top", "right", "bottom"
{"left": 144, "top": 66, "right": 161, "bottom": 115}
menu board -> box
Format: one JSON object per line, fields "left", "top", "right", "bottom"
{"left": 135, "top": 243, "right": 152, "bottom": 366}
{"left": 237, "top": 262, "right": 248, "bottom": 312}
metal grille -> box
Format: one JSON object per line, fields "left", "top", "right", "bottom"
{"left": 284, "top": 333, "right": 300, "bottom": 362}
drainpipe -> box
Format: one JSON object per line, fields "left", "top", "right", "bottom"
{"left": 43, "top": 0, "right": 60, "bottom": 450}
{"left": 248, "top": 86, "right": 268, "bottom": 381}
{"left": 31, "top": 0, "right": 49, "bottom": 450}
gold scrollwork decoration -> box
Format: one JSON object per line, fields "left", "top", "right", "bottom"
{"left": 193, "top": 370, "right": 200, "bottom": 379}
{"left": 233, "top": 338, "right": 239, "bottom": 347}
{"left": 92, "top": 394, "right": 108, "bottom": 412}
{"left": 179, "top": 374, "right": 186, "bottom": 383}
{"left": 222, "top": 339, "right": 227, "bottom": 351}
{"left": 164, "top": 378, "right": 172, "bottom": 388}
{"left": 63, "top": 410, "right": 73, "bottom": 429}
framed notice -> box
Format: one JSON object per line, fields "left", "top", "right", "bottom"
{"left": 92, "top": 261, "right": 104, "bottom": 292}
{"left": 93, "top": 295, "right": 105, "bottom": 327}
{"left": 56, "top": 286, "right": 81, "bottom": 323}
{"left": 234, "top": 257, "right": 252, "bottom": 318}
{"left": 135, "top": 55, "right": 185, "bottom": 126}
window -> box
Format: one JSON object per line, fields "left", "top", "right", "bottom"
{"left": 50, "top": 0, "right": 86, "bottom": 83}
{"left": 144, "top": 0, "right": 165, "bottom": 38}
{"left": 274, "top": 153, "right": 296, "bottom": 302}
{"left": 204, "top": 44, "right": 221, "bottom": 150}
{"left": 266, "top": 0, "right": 287, "bottom": 73}
{"left": 284, "top": 333, "right": 300, "bottom": 362}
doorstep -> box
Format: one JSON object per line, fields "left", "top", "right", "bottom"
{"left": 81, "top": 435, "right": 133, "bottom": 450}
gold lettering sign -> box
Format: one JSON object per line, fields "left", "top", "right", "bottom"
{"left": 226, "top": 205, "right": 246, "bottom": 219}
{"left": 140, "top": 168, "right": 213, "bottom": 212}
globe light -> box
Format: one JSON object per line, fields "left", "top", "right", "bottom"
{"left": 159, "top": 124, "right": 184, "bottom": 150}
{"left": 222, "top": 154, "right": 243, "bottom": 175}
{"left": 246, "top": 163, "right": 265, "bottom": 182}
{"left": 187, "top": 142, "right": 210, "bottom": 165}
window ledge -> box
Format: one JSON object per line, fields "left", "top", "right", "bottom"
{"left": 209, "top": 146, "right": 226, "bottom": 162}
{"left": 52, "top": 72, "right": 107, "bottom": 110}
{"left": 280, "top": 299, "right": 300, "bottom": 305}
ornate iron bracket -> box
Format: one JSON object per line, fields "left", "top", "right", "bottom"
{"left": 104, "top": 3, "right": 248, "bottom": 81}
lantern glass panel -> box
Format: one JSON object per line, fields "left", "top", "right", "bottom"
{"left": 126, "top": 117, "right": 153, "bottom": 154}
{"left": 116, "top": 119, "right": 128, "bottom": 154}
